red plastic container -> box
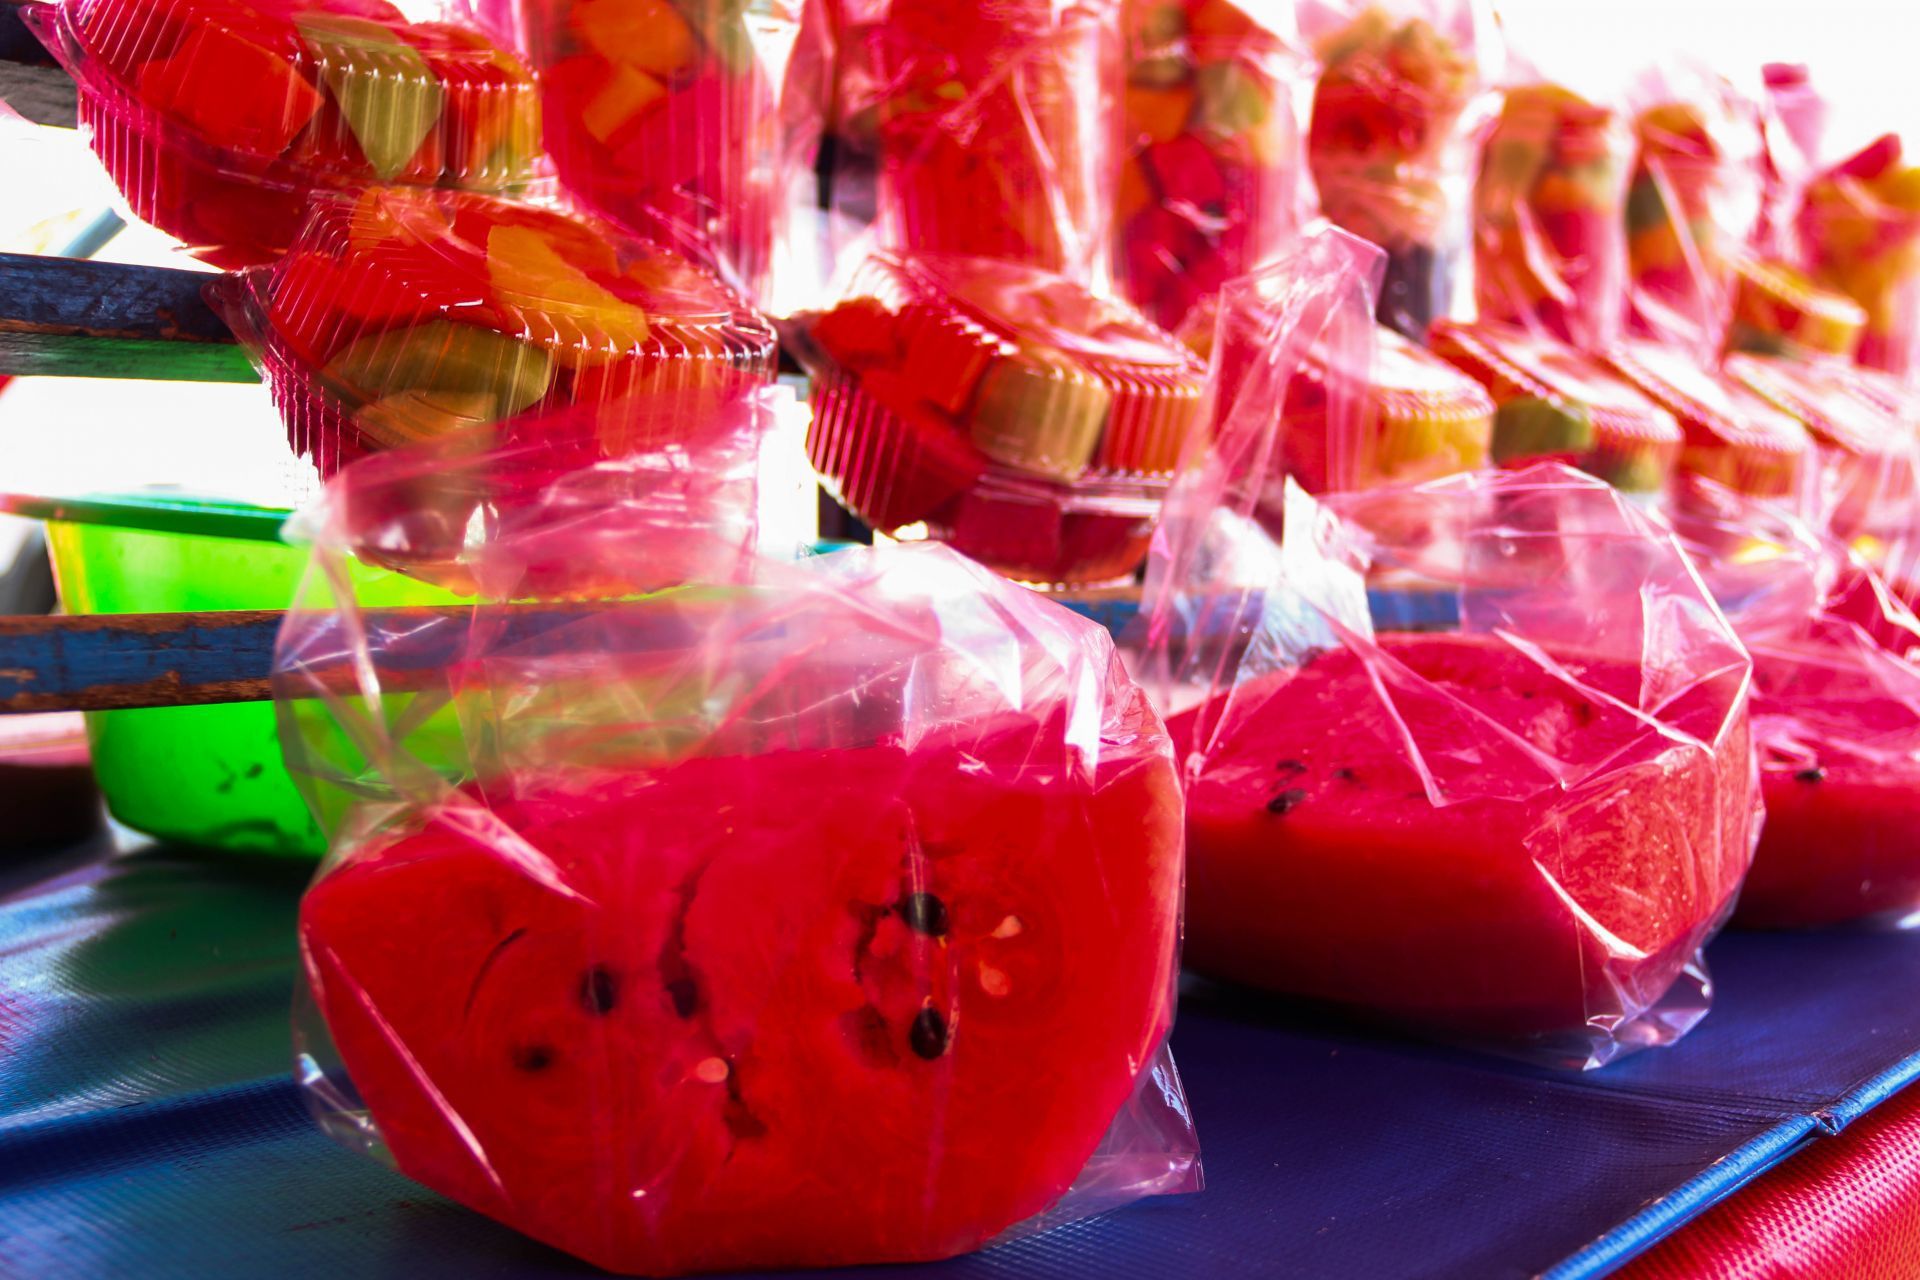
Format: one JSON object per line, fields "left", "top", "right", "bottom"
{"left": 1428, "top": 320, "right": 1683, "bottom": 495}
{"left": 802, "top": 253, "right": 1207, "bottom": 587}
{"left": 211, "top": 187, "right": 778, "bottom": 481}
{"left": 26, "top": 0, "right": 541, "bottom": 268}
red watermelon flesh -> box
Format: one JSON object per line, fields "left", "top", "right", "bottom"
{"left": 300, "top": 721, "right": 1181, "bottom": 1274}
{"left": 1170, "top": 633, "right": 1753, "bottom": 1042}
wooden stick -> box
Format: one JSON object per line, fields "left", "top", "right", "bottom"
{"left": 0, "top": 252, "right": 256, "bottom": 381}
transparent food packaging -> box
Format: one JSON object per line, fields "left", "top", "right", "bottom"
{"left": 1427, "top": 319, "right": 1683, "bottom": 497}
{"left": 279, "top": 419, "right": 1199, "bottom": 1273}
{"left": 1300, "top": 0, "right": 1500, "bottom": 340}
{"left": 1726, "top": 352, "right": 1920, "bottom": 562}
{"left": 1623, "top": 68, "right": 1764, "bottom": 360}
{"left": 209, "top": 187, "right": 778, "bottom": 484}
{"left": 1472, "top": 80, "right": 1633, "bottom": 348}
{"left": 1115, "top": 0, "right": 1305, "bottom": 331}
{"left": 1726, "top": 256, "right": 1867, "bottom": 362}
{"left": 1136, "top": 234, "right": 1759, "bottom": 1067}
{"left": 1795, "top": 134, "right": 1920, "bottom": 380}
{"left": 796, "top": 252, "right": 1207, "bottom": 587}
{"left": 1674, "top": 483, "right": 1920, "bottom": 930}
{"left": 519, "top": 0, "right": 803, "bottom": 299}
{"left": 25, "top": 0, "right": 541, "bottom": 268}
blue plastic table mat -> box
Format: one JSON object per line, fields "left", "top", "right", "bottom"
{"left": 3, "top": 840, "right": 1919, "bottom": 1280}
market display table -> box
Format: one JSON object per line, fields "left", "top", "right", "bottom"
{"left": 4, "top": 837, "right": 1919, "bottom": 1280}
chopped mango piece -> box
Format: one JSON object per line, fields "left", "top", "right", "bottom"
{"left": 487, "top": 224, "right": 653, "bottom": 354}
{"left": 580, "top": 60, "right": 668, "bottom": 143}
{"left": 574, "top": 0, "right": 698, "bottom": 77}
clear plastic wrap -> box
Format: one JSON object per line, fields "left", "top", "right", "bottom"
{"left": 1753, "top": 63, "right": 1823, "bottom": 262}
{"left": 793, "top": 251, "right": 1207, "bottom": 587}
{"left": 1726, "top": 255, "right": 1866, "bottom": 362}
{"left": 278, "top": 419, "right": 1198, "bottom": 1273}
{"left": 1472, "top": 77, "right": 1633, "bottom": 348}
{"left": 1299, "top": 0, "right": 1501, "bottom": 341}
{"left": 24, "top": 0, "right": 541, "bottom": 268}
{"left": 1672, "top": 482, "right": 1920, "bottom": 930}
{"left": 518, "top": 0, "right": 806, "bottom": 299}
{"left": 1428, "top": 319, "right": 1683, "bottom": 499}
{"left": 1137, "top": 248, "right": 1758, "bottom": 1066}
{"left": 1795, "top": 134, "right": 1920, "bottom": 380}
{"left": 1115, "top": 0, "right": 1305, "bottom": 331}
{"left": 209, "top": 186, "right": 777, "bottom": 485}
{"left": 818, "top": 0, "right": 1115, "bottom": 280}
{"left": 1622, "top": 65, "right": 1764, "bottom": 361}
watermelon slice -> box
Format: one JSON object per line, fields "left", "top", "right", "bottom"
{"left": 1170, "top": 632, "right": 1753, "bottom": 1050}
{"left": 300, "top": 720, "right": 1181, "bottom": 1274}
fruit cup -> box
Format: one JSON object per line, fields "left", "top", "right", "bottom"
{"left": 1623, "top": 81, "right": 1763, "bottom": 358}
{"left": 210, "top": 187, "right": 777, "bottom": 485}
{"left": 1473, "top": 81, "right": 1632, "bottom": 348}
{"left": 1727, "top": 352, "right": 1920, "bottom": 560}
{"left": 1602, "top": 339, "right": 1812, "bottom": 511}
{"left": 1796, "top": 134, "right": 1920, "bottom": 379}
{"left": 1115, "top": 0, "right": 1303, "bottom": 331}
{"left": 863, "top": 0, "right": 1113, "bottom": 278}
{"left": 1304, "top": 2, "right": 1493, "bottom": 340}
{"left": 25, "top": 0, "right": 541, "bottom": 268}
{"left": 800, "top": 252, "right": 1207, "bottom": 587}
{"left": 521, "top": 0, "right": 798, "bottom": 299}
{"left": 1726, "top": 256, "right": 1866, "bottom": 362}
{"left": 1429, "top": 320, "right": 1683, "bottom": 498}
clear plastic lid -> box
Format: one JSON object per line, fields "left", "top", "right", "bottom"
{"left": 212, "top": 188, "right": 777, "bottom": 477}
{"left": 1727, "top": 257, "right": 1866, "bottom": 360}
{"left": 1602, "top": 339, "right": 1810, "bottom": 498}
{"left": 1724, "top": 353, "right": 1907, "bottom": 459}
{"left": 1428, "top": 320, "right": 1683, "bottom": 492}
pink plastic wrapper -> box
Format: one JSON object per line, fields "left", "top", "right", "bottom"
{"left": 1672, "top": 481, "right": 1920, "bottom": 930}
{"left": 816, "top": 0, "right": 1115, "bottom": 281}
{"left": 1795, "top": 134, "right": 1920, "bottom": 380}
{"left": 1299, "top": 0, "right": 1502, "bottom": 340}
{"left": 1134, "top": 228, "right": 1759, "bottom": 1068}
{"left": 1114, "top": 0, "right": 1305, "bottom": 331}
{"left": 519, "top": 0, "right": 807, "bottom": 299}
{"left": 277, "top": 411, "right": 1199, "bottom": 1275}
{"left": 1753, "top": 63, "right": 1824, "bottom": 261}
{"left": 1472, "top": 76, "right": 1634, "bottom": 348}
{"left": 1623, "top": 66, "right": 1764, "bottom": 361}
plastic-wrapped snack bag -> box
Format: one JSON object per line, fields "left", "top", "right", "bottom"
{"left": 1138, "top": 246, "right": 1758, "bottom": 1066}
{"left": 823, "top": 0, "right": 1114, "bottom": 280}
{"left": 1429, "top": 319, "right": 1683, "bottom": 501}
{"left": 794, "top": 251, "right": 1207, "bottom": 587}
{"left": 1115, "top": 0, "right": 1305, "bottom": 331}
{"left": 1623, "top": 66, "right": 1763, "bottom": 360}
{"left": 1726, "top": 255, "right": 1866, "bottom": 362}
{"left": 1472, "top": 77, "right": 1633, "bottom": 348}
{"left": 1300, "top": 0, "right": 1501, "bottom": 341}
{"left": 210, "top": 187, "right": 777, "bottom": 485}
{"left": 1673, "top": 483, "right": 1920, "bottom": 929}
{"left": 1726, "top": 353, "right": 1920, "bottom": 565}
{"left": 277, "top": 418, "right": 1198, "bottom": 1273}
{"left": 518, "top": 0, "right": 803, "bottom": 298}
{"left": 1796, "top": 134, "right": 1920, "bottom": 379}
{"left": 24, "top": 0, "right": 541, "bottom": 268}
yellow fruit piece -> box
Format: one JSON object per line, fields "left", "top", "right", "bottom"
{"left": 575, "top": 0, "right": 698, "bottom": 78}
{"left": 969, "top": 353, "right": 1112, "bottom": 481}
{"left": 296, "top": 14, "right": 446, "bottom": 180}
{"left": 581, "top": 61, "right": 668, "bottom": 143}
{"left": 1127, "top": 84, "right": 1195, "bottom": 146}
{"left": 487, "top": 225, "right": 653, "bottom": 355}
{"left": 355, "top": 390, "right": 502, "bottom": 447}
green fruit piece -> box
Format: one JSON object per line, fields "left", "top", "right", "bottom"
{"left": 297, "top": 13, "right": 447, "bottom": 180}
{"left": 1491, "top": 396, "right": 1593, "bottom": 463}
{"left": 969, "top": 354, "right": 1112, "bottom": 481}
{"left": 1625, "top": 176, "right": 1669, "bottom": 236}
{"left": 1194, "top": 60, "right": 1271, "bottom": 138}
{"left": 1589, "top": 449, "right": 1667, "bottom": 494}
{"left": 324, "top": 321, "right": 554, "bottom": 439}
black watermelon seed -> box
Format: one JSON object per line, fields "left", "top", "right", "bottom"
{"left": 909, "top": 1007, "right": 948, "bottom": 1059}
{"left": 578, "top": 966, "right": 619, "bottom": 1015}
{"left": 666, "top": 977, "right": 699, "bottom": 1018}
{"left": 1266, "top": 789, "right": 1307, "bottom": 816}
{"left": 511, "top": 1044, "right": 557, "bottom": 1073}
{"left": 898, "top": 892, "right": 950, "bottom": 937}
{"left": 1795, "top": 766, "right": 1827, "bottom": 784}
{"left": 1333, "top": 768, "right": 1358, "bottom": 782}
{"left": 1275, "top": 758, "right": 1307, "bottom": 775}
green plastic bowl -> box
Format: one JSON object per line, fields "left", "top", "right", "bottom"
{"left": 14, "top": 491, "right": 446, "bottom": 857}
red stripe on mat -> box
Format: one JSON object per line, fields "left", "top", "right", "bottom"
{"left": 1619, "top": 1083, "right": 1920, "bottom": 1279}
